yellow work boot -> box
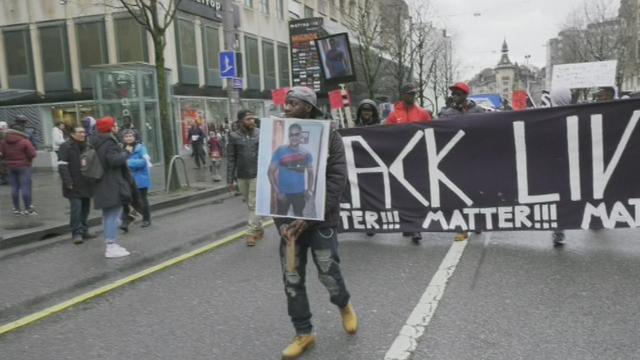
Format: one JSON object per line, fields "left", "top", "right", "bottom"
{"left": 454, "top": 232, "right": 469, "bottom": 241}
{"left": 281, "top": 334, "right": 316, "bottom": 360}
{"left": 340, "top": 303, "right": 358, "bottom": 335}
{"left": 246, "top": 234, "right": 257, "bottom": 247}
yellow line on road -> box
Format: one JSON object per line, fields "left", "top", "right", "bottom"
{"left": 0, "top": 220, "right": 274, "bottom": 336}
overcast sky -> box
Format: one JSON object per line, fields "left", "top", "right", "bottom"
{"left": 426, "top": 0, "right": 619, "bottom": 80}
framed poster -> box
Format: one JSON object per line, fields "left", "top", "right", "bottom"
{"left": 315, "top": 33, "right": 356, "bottom": 84}
{"left": 256, "top": 117, "right": 331, "bottom": 220}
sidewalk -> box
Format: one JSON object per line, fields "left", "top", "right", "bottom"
{"left": 0, "top": 155, "right": 229, "bottom": 249}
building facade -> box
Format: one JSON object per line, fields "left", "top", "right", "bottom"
{"left": 0, "top": 0, "right": 363, "bottom": 167}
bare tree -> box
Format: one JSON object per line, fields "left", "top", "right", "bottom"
{"left": 115, "top": 0, "right": 182, "bottom": 188}
{"left": 380, "top": 0, "right": 413, "bottom": 97}
{"left": 343, "top": 0, "right": 385, "bottom": 99}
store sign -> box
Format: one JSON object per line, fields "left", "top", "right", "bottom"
{"left": 178, "top": 0, "right": 223, "bottom": 21}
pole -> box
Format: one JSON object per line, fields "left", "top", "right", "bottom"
{"left": 223, "top": 0, "right": 240, "bottom": 123}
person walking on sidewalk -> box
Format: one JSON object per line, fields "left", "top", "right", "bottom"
{"left": 208, "top": 130, "right": 223, "bottom": 182}
{"left": 0, "top": 121, "right": 9, "bottom": 185}
{"left": 91, "top": 117, "right": 131, "bottom": 258}
{"left": 0, "top": 123, "right": 37, "bottom": 215}
{"left": 58, "top": 126, "right": 96, "bottom": 244}
{"left": 188, "top": 122, "right": 207, "bottom": 169}
{"left": 438, "top": 82, "right": 486, "bottom": 241}
{"left": 227, "top": 110, "right": 263, "bottom": 246}
{"left": 52, "top": 121, "right": 66, "bottom": 159}
{"left": 121, "top": 129, "right": 152, "bottom": 229}
{"left": 278, "top": 86, "right": 357, "bottom": 360}
{"left": 385, "top": 83, "right": 432, "bottom": 244}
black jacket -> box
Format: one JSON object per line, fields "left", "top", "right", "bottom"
{"left": 274, "top": 130, "right": 347, "bottom": 230}
{"left": 226, "top": 127, "right": 259, "bottom": 182}
{"left": 58, "top": 139, "right": 92, "bottom": 199}
{"left": 90, "top": 134, "right": 130, "bottom": 210}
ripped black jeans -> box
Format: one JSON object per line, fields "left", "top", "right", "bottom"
{"left": 279, "top": 226, "right": 351, "bottom": 335}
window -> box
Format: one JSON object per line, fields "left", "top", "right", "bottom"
{"left": 40, "top": 26, "right": 66, "bottom": 73}
{"left": 262, "top": 41, "right": 276, "bottom": 90}
{"left": 115, "top": 17, "right": 148, "bottom": 62}
{"left": 4, "top": 30, "right": 30, "bottom": 76}
{"left": 304, "top": 5, "right": 313, "bottom": 17}
{"left": 260, "top": 0, "right": 269, "bottom": 14}
{"left": 76, "top": 21, "right": 108, "bottom": 87}
{"left": 276, "top": 0, "right": 284, "bottom": 19}
{"left": 277, "top": 44, "right": 290, "bottom": 87}
{"left": 339, "top": 0, "right": 345, "bottom": 12}
{"left": 244, "top": 36, "right": 260, "bottom": 90}
{"left": 318, "top": 0, "right": 327, "bottom": 14}
{"left": 244, "top": 0, "right": 253, "bottom": 8}
{"left": 176, "top": 18, "right": 198, "bottom": 84}
{"left": 203, "top": 25, "right": 222, "bottom": 86}
{"left": 40, "top": 25, "right": 71, "bottom": 91}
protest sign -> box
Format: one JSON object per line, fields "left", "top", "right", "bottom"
{"left": 552, "top": 60, "right": 617, "bottom": 90}
{"left": 256, "top": 117, "right": 331, "bottom": 220}
{"left": 337, "top": 99, "right": 640, "bottom": 232}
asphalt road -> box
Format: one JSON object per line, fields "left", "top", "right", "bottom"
{"left": 1, "top": 197, "right": 639, "bottom": 360}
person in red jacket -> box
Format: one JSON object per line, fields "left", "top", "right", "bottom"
{"left": 385, "top": 83, "right": 431, "bottom": 244}
{"left": 0, "top": 127, "right": 37, "bottom": 215}
{"left": 385, "top": 83, "right": 433, "bottom": 124}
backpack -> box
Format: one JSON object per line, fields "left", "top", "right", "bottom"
{"left": 80, "top": 143, "right": 104, "bottom": 181}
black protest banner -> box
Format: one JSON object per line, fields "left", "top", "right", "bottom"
{"left": 337, "top": 99, "right": 640, "bottom": 233}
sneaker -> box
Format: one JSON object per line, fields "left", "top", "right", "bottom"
{"left": 411, "top": 232, "right": 422, "bottom": 244}
{"left": 141, "top": 221, "right": 151, "bottom": 228}
{"left": 340, "top": 303, "right": 358, "bottom": 335}
{"left": 105, "top": 243, "right": 130, "bottom": 258}
{"left": 72, "top": 234, "right": 84, "bottom": 245}
{"left": 552, "top": 231, "right": 565, "bottom": 246}
{"left": 366, "top": 231, "right": 375, "bottom": 237}
{"left": 23, "top": 207, "right": 38, "bottom": 216}
{"left": 12, "top": 208, "right": 22, "bottom": 216}
{"left": 281, "top": 334, "right": 316, "bottom": 360}
{"left": 454, "top": 232, "right": 469, "bottom": 241}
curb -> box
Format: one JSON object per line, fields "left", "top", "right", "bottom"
{"left": 0, "top": 186, "right": 228, "bottom": 251}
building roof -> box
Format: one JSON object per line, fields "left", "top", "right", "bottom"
{"left": 496, "top": 39, "right": 514, "bottom": 68}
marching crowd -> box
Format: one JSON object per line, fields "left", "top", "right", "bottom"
{"left": 0, "top": 81, "right": 621, "bottom": 359}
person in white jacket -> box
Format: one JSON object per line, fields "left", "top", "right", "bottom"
{"left": 52, "top": 122, "right": 66, "bottom": 158}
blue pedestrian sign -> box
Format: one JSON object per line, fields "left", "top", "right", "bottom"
{"left": 219, "top": 51, "right": 237, "bottom": 79}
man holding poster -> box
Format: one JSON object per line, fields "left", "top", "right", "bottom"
{"left": 275, "top": 86, "right": 357, "bottom": 360}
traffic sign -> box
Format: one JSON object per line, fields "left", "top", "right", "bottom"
{"left": 219, "top": 51, "right": 237, "bottom": 78}
{"left": 232, "top": 78, "right": 243, "bottom": 89}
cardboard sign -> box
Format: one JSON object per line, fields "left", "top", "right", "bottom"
{"left": 552, "top": 60, "right": 617, "bottom": 90}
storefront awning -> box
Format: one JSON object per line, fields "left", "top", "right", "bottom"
{"left": 0, "top": 89, "right": 36, "bottom": 102}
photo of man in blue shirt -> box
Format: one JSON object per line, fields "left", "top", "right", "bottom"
{"left": 268, "top": 123, "right": 315, "bottom": 217}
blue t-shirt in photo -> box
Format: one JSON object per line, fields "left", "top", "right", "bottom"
{"left": 271, "top": 145, "right": 313, "bottom": 194}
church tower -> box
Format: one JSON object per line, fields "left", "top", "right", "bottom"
{"left": 495, "top": 39, "right": 516, "bottom": 102}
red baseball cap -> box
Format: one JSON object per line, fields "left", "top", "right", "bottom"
{"left": 449, "top": 82, "right": 470, "bottom": 95}
{"left": 96, "top": 116, "right": 115, "bottom": 133}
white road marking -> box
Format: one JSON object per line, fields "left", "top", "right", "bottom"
{"left": 384, "top": 237, "right": 470, "bottom": 360}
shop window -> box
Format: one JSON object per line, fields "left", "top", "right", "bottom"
{"left": 3, "top": 29, "right": 35, "bottom": 89}
{"left": 278, "top": 44, "right": 290, "bottom": 88}
{"left": 262, "top": 41, "right": 276, "bottom": 90}
{"left": 40, "top": 25, "right": 72, "bottom": 92}
{"left": 203, "top": 25, "right": 222, "bottom": 87}
{"left": 176, "top": 18, "right": 198, "bottom": 84}
{"left": 244, "top": 36, "right": 260, "bottom": 90}
{"left": 115, "top": 17, "right": 148, "bottom": 63}
{"left": 77, "top": 21, "right": 108, "bottom": 88}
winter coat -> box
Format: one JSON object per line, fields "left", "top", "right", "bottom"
{"left": 90, "top": 133, "right": 130, "bottom": 210}
{"left": 208, "top": 137, "right": 223, "bottom": 160}
{"left": 188, "top": 126, "right": 206, "bottom": 145}
{"left": 0, "top": 130, "right": 37, "bottom": 169}
{"left": 58, "top": 139, "right": 93, "bottom": 199}
{"left": 52, "top": 127, "right": 66, "bottom": 151}
{"left": 386, "top": 101, "right": 432, "bottom": 124}
{"left": 438, "top": 100, "right": 486, "bottom": 118}
{"left": 274, "top": 130, "right": 347, "bottom": 231}
{"left": 126, "top": 143, "right": 151, "bottom": 190}
{"left": 227, "top": 127, "right": 259, "bottom": 182}
{"left": 355, "top": 99, "right": 381, "bottom": 127}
